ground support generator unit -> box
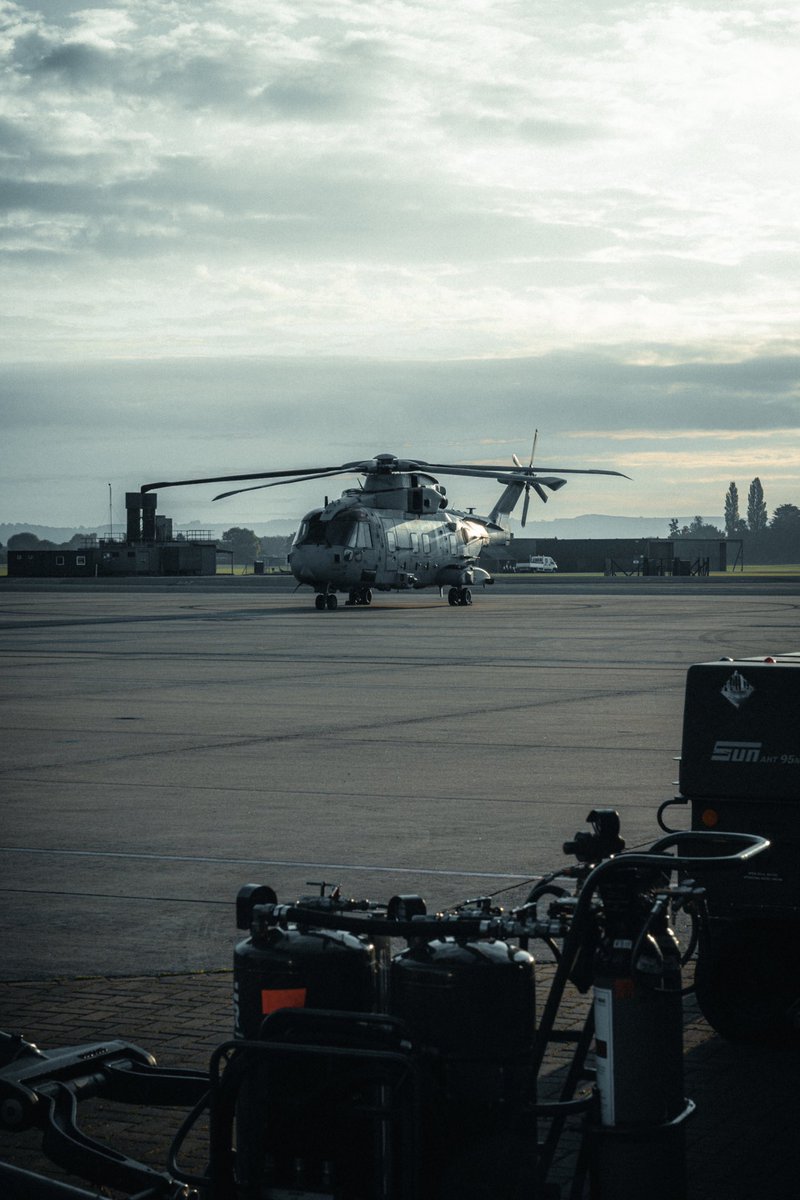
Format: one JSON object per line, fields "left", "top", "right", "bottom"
{"left": 659, "top": 652, "right": 800, "bottom": 1042}
{"left": 1, "top": 824, "right": 768, "bottom": 1200}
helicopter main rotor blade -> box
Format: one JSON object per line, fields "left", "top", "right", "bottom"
{"left": 418, "top": 462, "right": 630, "bottom": 479}
{"left": 410, "top": 463, "right": 629, "bottom": 484}
{"left": 141, "top": 454, "right": 629, "bottom": 500}
{"left": 141, "top": 455, "right": 436, "bottom": 496}
{"left": 140, "top": 466, "right": 344, "bottom": 494}
{"left": 213, "top": 469, "right": 356, "bottom": 501}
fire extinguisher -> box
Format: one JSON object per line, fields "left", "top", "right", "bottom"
{"left": 589, "top": 867, "right": 693, "bottom": 1200}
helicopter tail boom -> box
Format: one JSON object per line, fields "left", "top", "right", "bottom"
{"left": 488, "top": 478, "right": 527, "bottom": 526}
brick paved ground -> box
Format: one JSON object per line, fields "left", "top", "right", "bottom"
{"left": 1, "top": 968, "right": 798, "bottom": 1199}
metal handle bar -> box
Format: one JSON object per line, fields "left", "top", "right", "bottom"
{"left": 640, "top": 829, "right": 769, "bottom": 867}
{"left": 570, "top": 831, "right": 769, "bottom": 928}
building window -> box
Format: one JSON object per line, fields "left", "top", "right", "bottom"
{"left": 56, "top": 556, "right": 65, "bottom": 565}
{"left": 76, "top": 556, "right": 86, "bottom": 566}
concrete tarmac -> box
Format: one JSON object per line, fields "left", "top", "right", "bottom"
{"left": 2, "top": 576, "right": 798, "bottom": 980}
{"left": 2, "top": 577, "right": 800, "bottom": 1200}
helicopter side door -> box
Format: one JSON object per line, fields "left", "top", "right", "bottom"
{"left": 344, "top": 511, "right": 380, "bottom": 585}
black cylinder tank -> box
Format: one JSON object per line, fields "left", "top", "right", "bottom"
{"left": 234, "top": 925, "right": 378, "bottom": 1199}
{"left": 234, "top": 924, "right": 377, "bottom": 1037}
{"left": 390, "top": 938, "right": 537, "bottom": 1200}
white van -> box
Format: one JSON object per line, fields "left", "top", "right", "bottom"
{"left": 516, "top": 555, "right": 558, "bottom": 573}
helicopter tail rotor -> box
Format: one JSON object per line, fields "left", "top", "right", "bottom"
{"left": 517, "top": 430, "right": 539, "bottom": 527}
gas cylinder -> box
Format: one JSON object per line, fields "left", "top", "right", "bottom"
{"left": 590, "top": 894, "right": 689, "bottom": 1200}
{"left": 593, "top": 929, "right": 683, "bottom": 1128}
{"left": 234, "top": 923, "right": 377, "bottom": 1038}
{"left": 390, "top": 937, "right": 537, "bottom": 1200}
{"left": 233, "top": 920, "right": 378, "bottom": 1199}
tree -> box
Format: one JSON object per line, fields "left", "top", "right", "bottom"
{"left": 771, "top": 503, "right": 800, "bottom": 526}
{"left": 767, "top": 504, "right": 800, "bottom": 562}
{"left": 671, "top": 516, "right": 724, "bottom": 539}
{"left": 724, "top": 482, "right": 739, "bottom": 538}
{"left": 220, "top": 527, "right": 261, "bottom": 564}
{"left": 747, "top": 478, "right": 768, "bottom": 533}
{"left": 8, "top": 532, "right": 44, "bottom": 550}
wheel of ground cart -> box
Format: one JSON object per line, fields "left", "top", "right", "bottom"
{"left": 315, "top": 593, "right": 326, "bottom": 610}
{"left": 694, "top": 918, "right": 800, "bottom": 1044}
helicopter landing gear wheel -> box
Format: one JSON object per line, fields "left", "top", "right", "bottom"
{"left": 448, "top": 586, "right": 472, "bottom": 606}
{"left": 325, "top": 593, "right": 338, "bottom": 610}
{"left": 315, "top": 594, "right": 326, "bottom": 610}
{"left": 347, "top": 587, "right": 373, "bottom": 606}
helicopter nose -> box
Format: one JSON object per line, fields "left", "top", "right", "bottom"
{"left": 289, "top": 548, "right": 315, "bottom": 583}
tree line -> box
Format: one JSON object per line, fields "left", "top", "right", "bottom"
{"left": 4, "top": 498, "right": 798, "bottom": 566}
{"left": 670, "top": 477, "right": 800, "bottom": 563}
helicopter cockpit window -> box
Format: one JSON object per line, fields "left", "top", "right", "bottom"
{"left": 354, "top": 521, "right": 373, "bottom": 549}
{"left": 293, "top": 514, "right": 327, "bottom": 546}
{"left": 324, "top": 513, "right": 360, "bottom": 547}
{"left": 295, "top": 512, "right": 371, "bottom": 549}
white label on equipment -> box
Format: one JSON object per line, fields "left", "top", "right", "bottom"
{"left": 594, "top": 987, "right": 615, "bottom": 1126}
{"left": 711, "top": 740, "right": 762, "bottom": 763}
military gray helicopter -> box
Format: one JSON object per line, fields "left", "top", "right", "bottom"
{"left": 142, "top": 443, "right": 627, "bottom": 609}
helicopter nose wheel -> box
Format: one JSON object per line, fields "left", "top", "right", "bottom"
{"left": 448, "top": 587, "right": 472, "bottom": 606}
{"left": 315, "top": 593, "right": 339, "bottom": 611}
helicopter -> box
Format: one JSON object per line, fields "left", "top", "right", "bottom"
{"left": 141, "top": 441, "right": 628, "bottom": 609}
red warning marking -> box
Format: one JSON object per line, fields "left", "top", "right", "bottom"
{"left": 260, "top": 988, "right": 307, "bottom": 1014}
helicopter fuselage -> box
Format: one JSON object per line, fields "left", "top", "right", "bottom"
{"left": 288, "top": 473, "right": 503, "bottom": 604}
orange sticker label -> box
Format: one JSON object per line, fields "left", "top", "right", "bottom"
{"left": 260, "top": 987, "right": 307, "bottom": 1015}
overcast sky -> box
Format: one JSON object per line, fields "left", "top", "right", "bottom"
{"left": 1, "top": 1, "right": 799, "bottom": 529}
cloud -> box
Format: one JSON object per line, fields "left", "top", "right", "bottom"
{"left": 2, "top": 348, "right": 797, "bottom": 442}
{"left": 3, "top": 348, "right": 798, "bottom": 525}
{"left": 1, "top": 1, "right": 799, "bottom": 526}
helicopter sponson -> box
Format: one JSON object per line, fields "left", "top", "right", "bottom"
{"left": 141, "top": 447, "right": 628, "bottom": 610}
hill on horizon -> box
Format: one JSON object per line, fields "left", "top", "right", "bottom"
{"left": 2, "top": 514, "right": 724, "bottom": 545}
